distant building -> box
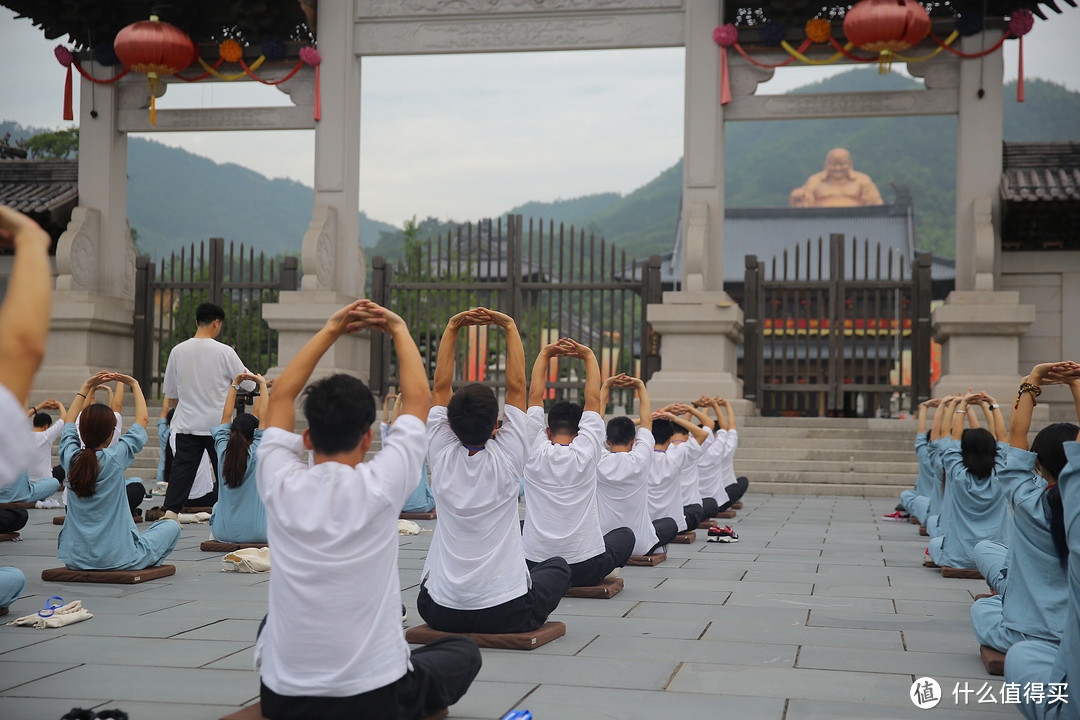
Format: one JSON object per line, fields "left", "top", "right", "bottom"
{"left": 0, "top": 158, "right": 74, "bottom": 295}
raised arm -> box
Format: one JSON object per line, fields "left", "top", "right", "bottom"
{"left": 681, "top": 401, "right": 715, "bottom": 431}
{"left": 704, "top": 397, "right": 729, "bottom": 431}
{"left": 633, "top": 377, "right": 652, "bottom": 432}
{"left": 717, "top": 397, "right": 737, "bottom": 431}
{"left": 110, "top": 380, "right": 125, "bottom": 414}
{"left": 50, "top": 399, "right": 67, "bottom": 424}
{"left": 221, "top": 372, "right": 249, "bottom": 424}
{"left": 916, "top": 399, "right": 935, "bottom": 435}
{"left": 254, "top": 375, "right": 270, "bottom": 429}
{"left": 432, "top": 309, "right": 486, "bottom": 408}
{"left": 375, "top": 304, "right": 431, "bottom": 421}
{"left": 599, "top": 375, "right": 618, "bottom": 415}
{"left": 660, "top": 410, "right": 709, "bottom": 444}
{"left": 114, "top": 373, "right": 148, "bottom": 428}
{"left": 0, "top": 206, "right": 52, "bottom": 405}
{"left": 68, "top": 372, "right": 113, "bottom": 421}
{"left": 265, "top": 299, "right": 370, "bottom": 432}
{"left": 1010, "top": 363, "right": 1074, "bottom": 450}
{"left": 562, "top": 338, "right": 601, "bottom": 414}
{"left": 930, "top": 395, "right": 953, "bottom": 441}
{"left": 952, "top": 393, "right": 977, "bottom": 441}
{"left": 477, "top": 308, "right": 526, "bottom": 412}
{"left": 529, "top": 341, "right": 568, "bottom": 408}
{"left": 979, "top": 392, "right": 1007, "bottom": 443}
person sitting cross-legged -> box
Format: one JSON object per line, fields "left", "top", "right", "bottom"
{"left": 255, "top": 299, "right": 480, "bottom": 720}
{"left": 522, "top": 337, "right": 634, "bottom": 588}
{"left": 418, "top": 308, "right": 571, "bottom": 634}
{"left": 209, "top": 372, "right": 270, "bottom": 545}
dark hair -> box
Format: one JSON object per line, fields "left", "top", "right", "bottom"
{"left": 195, "top": 302, "right": 226, "bottom": 327}
{"left": 447, "top": 384, "right": 499, "bottom": 447}
{"left": 302, "top": 374, "right": 375, "bottom": 455}
{"left": 960, "top": 428, "right": 998, "bottom": 480}
{"left": 1031, "top": 423, "right": 1080, "bottom": 484}
{"left": 1045, "top": 484, "right": 1069, "bottom": 569}
{"left": 222, "top": 413, "right": 259, "bottom": 488}
{"left": 548, "top": 402, "right": 583, "bottom": 435}
{"left": 33, "top": 412, "right": 52, "bottom": 428}
{"left": 606, "top": 416, "right": 636, "bottom": 446}
{"left": 652, "top": 418, "right": 675, "bottom": 445}
{"left": 69, "top": 404, "right": 117, "bottom": 498}
{"left": 669, "top": 423, "right": 690, "bottom": 438}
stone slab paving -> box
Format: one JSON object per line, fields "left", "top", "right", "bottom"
{"left": 0, "top": 495, "right": 1027, "bottom": 719}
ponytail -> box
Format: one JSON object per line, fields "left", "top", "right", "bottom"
{"left": 68, "top": 449, "right": 101, "bottom": 499}
{"left": 222, "top": 413, "right": 259, "bottom": 489}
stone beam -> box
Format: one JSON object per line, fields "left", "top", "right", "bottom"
{"left": 722, "top": 88, "right": 958, "bottom": 121}
{"left": 119, "top": 107, "right": 316, "bottom": 133}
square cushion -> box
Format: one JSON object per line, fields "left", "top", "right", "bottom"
{"left": 400, "top": 511, "right": 437, "bottom": 520}
{"left": 941, "top": 567, "right": 984, "bottom": 580}
{"left": 730, "top": 502, "right": 743, "bottom": 510}
{"left": 628, "top": 553, "right": 666, "bottom": 567}
{"left": 0, "top": 532, "right": 19, "bottom": 542}
{"left": 183, "top": 506, "right": 214, "bottom": 514}
{"left": 564, "top": 576, "right": 624, "bottom": 599}
{"left": 42, "top": 565, "right": 176, "bottom": 584}
{"left": 698, "top": 519, "right": 718, "bottom": 529}
{"left": 201, "top": 541, "right": 268, "bottom": 553}
{"left": 0, "top": 502, "right": 35, "bottom": 509}
{"left": 672, "top": 531, "right": 696, "bottom": 544}
{"left": 919, "top": 525, "right": 928, "bottom": 536}
{"left": 405, "top": 621, "right": 566, "bottom": 650}
{"left": 716, "top": 510, "right": 736, "bottom": 519}
{"left": 980, "top": 644, "right": 1005, "bottom": 675}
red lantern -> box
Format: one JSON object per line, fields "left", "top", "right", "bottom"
{"left": 843, "top": 0, "right": 931, "bottom": 72}
{"left": 114, "top": 15, "right": 196, "bottom": 124}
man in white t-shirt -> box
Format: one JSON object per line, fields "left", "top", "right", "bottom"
{"left": 256, "top": 299, "right": 479, "bottom": 720}
{"left": 0, "top": 204, "right": 54, "bottom": 610}
{"left": 596, "top": 374, "right": 660, "bottom": 557}
{"left": 418, "top": 308, "right": 572, "bottom": 635}
{"left": 162, "top": 302, "right": 251, "bottom": 516}
{"left": 648, "top": 411, "right": 708, "bottom": 534}
{"left": 694, "top": 395, "right": 732, "bottom": 517}
{"left": 666, "top": 402, "right": 715, "bottom": 530}
{"left": 523, "top": 338, "right": 634, "bottom": 588}
{"left": 711, "top": 396, "right": 749, "bottom": 512}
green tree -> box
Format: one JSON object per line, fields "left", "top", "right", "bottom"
{"left": 26, "top": 127, "right": 79, "bottom": 159}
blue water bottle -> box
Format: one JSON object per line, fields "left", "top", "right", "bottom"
{"left": 500, "top": 712, "right": 533, "bottom": 720}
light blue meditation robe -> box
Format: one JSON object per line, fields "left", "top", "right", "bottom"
{"left": 903, "top": 434, "right": 939, "bottom": 522}
{"left": 381, "top": 422, "right": 435, "bottom": 513}
{"left": 974, "top": 539, "right": 1009, "bottom": 595}
{"left": 928, "top": 439, "right": 1007, "bottom": 568}
{"left": 972, "top": 450, "right": 1067, "bottom": 651}
{"left": 210, "top": 424, "right": 267, "bottom": 544}
{"left": 0, "top": 566, "right": 25, "bottom": 607}
{"left": 58, "top": 423, "right": 180, "bottom": 570}
{"left": 0, "top": 471, "right": 60, "bottom": 504}
{"left": 1005, "top": 441, "right": 1080, "bottom": 720}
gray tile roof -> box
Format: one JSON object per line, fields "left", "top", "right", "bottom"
{"left": 0, "top": 159, "right": 78, "bottom": 215}
{"left": 1001, "top": 142, "right": 1080, "bottom": 203}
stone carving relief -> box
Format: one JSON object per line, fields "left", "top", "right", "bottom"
{"left": 123, "top": 222, "right": 138, "bottom": 300}
{"left": 973, "top": 196, "right": 996, "bottom": 291}
{"left": 275, "top": 66, "right": 317, "bottom": 107}
{"left": 55, "top": 207, "right": 101, "bottom": 293}
{"left": 906, "top": 55, "right": 960, "bottom": 90}
{"left": 682, "top": 202, "right": 707, "bottom": 293}
{"left": 361, "top": 0, "right": 682, "bottom": 19}
{"left": 302, "top": 205, "right": 338, "bottom": 291}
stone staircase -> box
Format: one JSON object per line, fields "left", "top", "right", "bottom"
{"left": 733, "top": 416, "right": 919, "bottom": 497}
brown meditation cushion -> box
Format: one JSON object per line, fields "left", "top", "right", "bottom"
{"left": 919, "top": 526, "right": 928, "bottom": 536}
{"left": 42, "top": 565, "right": 176, "bottom": 584}
{"left": 0, "top": 532, "right": 19, "bottom": 542}
{"left": 0, "top": 606, "right": 8, "bottom": 616}
{"left": 183, "top": 506, "right": 214, "bottom": 514}
{"left": 941, "top": 567, "right": 984, "bottom": 580}
{"left": 980, "top": 644, "right": 1005, "bottom": 675}
{"left": 200, "top": 541, "right": 268, "bottom": 553}
{"left": 730, "top": 502, "right": 743, "bottom": 510}
{"left": 219, "top": 704, "right": 449, "bottom": 720}
{"left": 564, "top": 576, "right": 624, "bottom": 599}
{"left": 400, "top": 511, "right": 437, "bottom": 520}
{"left": 909, "top": 516, "right": 920, "bottom": 524}
{"left": 672, "top": 531, "right": 696, "bottom": 544}
{"left": 0, "top": 502, "right": 36, "bottom": 509}
{"left": 405, "top": 621, "right": 566, "bottom": 650}
{"left": 628, "top": 553, "right": 666, "bottom": 566}
{"left": 716, "top": 510, "right": 736, "bottom": 519}
{"left": 698, "top": 519, "right": 718, "bottom": 529}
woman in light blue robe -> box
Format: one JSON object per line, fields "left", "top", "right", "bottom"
{"left": 901, "top": 401, "right": 937, "bottom": 522}
{"left": 927, "top": 394, "right": 1007, "bottom": 568}
{"left": 382, "top": 393, "right": 435, "bottom": 514}
{"left": 210, "top": 375, "right": 269, "bottom": 544}
{"left": 59, "top": 374, "right": 180, "bottom": 570}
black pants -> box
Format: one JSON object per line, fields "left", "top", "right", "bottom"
{"left": 0, "top": 508, "right": 28, "bottom": 534}
{"left": 559, "top": 527, "right": 635, "bottom": 587}
{"left": 186, "top": 489, "right": 218, "bottom": 508}
{"left": 260, "top": 636, "right": 480, "bottom": 720}
{"left": 702, "top": 496, "right": 719, "bottom": 518}
{"left": 126, "top": 482, "right": 145, "bottom": 515}
{"left": 649, "top": 517, "right": 679, "bottom": 554}
{"left": 52, "top": 465, "right": 65, "bottom": 484}
{"left": 683, "top": 503, "right": 706, "bottom": 532}
{"left": 717, "top": 477, "right": 749, "bottom": 512}
{"left": 164, "top": 434, "right": 218, "bottom": 513}
{"left": 418, "top": 556, "right": 571, "bottom": 634}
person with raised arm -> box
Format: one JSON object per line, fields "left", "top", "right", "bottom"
{"left": 522, "top": 337, "right": 635, "bottom": 587}
{"left": 595, "top": 374, "right": 659, "bottom": 557}
{"left": 896, "top": 398, "right": 940, "bottom": 523}
{"left": 659, "top": 402, "right": 712, "bottom": 533}
{"left": 59, "top": 372, "right": 181, "bottom": 570}
{"left": 255, "top": 299, "right": 479, "bottom": 720}
{"left": 0, "top": 205, "right": 53, "bottom": 612}
{"left": 209, "top": 372, "right": 270, "bottom": 544}
{"left": 419, "top": 308, "right": 571, "bottom": 633}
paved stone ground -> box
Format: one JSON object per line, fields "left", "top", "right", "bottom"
{"left": 0, "top": 495, "right": 1023, "bottom": 720}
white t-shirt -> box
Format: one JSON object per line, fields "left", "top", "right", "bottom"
{"left": 423, "top": 404, "right": 531, "bottom": 610}
{"left": 596, "top": 427, "right": 658, "bottom": 556}
{"left": 697, "top": 429, "right": 733, "bottom": 501}
{"left": 648, "top": 442, "right": 693, "bottom": 529}
{"left": 0, "top": 384, "right": 33, "bottom": 490}
{"left": 254, "top": 416, "right": 425, "bottom": 698}
{"left": 168, "top": 431, "right": 215, "bottom": 499}
{"left": 163, "top": 338, "right": 248, "bottom": 436}
{"left": 719, "top": 429, "right": 739, "bottom": 492}
{"left": 670, "top": 435, "right": 706, "bottom": 507}
{"left": 29, "top": 419, "right": 64, "bottom": 481}
{"left": 75, "top": 410, "right": 123, "bottom": 449}
{"left": 522, "top": 406, "right": 606, "bottom": 564}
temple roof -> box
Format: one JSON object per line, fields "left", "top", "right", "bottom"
{"left": 0, "top": 159, "right": 78, "bottom": 215}
{"left": 1000, "top": 142, "right": 1080, "bottom": 203}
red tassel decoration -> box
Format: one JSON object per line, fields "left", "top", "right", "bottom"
{"left": 1017, "top": 35, "right": 1025, "bottom": 103}
{"left": 63, "top": 64, "right": 74, "bottom": 120}
{"left": 314, "top": 64, "right": 321, "bottom": 121}
{"left": 720, "top": 46, "right": 732, "bottom": 106}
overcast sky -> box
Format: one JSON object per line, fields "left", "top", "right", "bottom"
{"left": 2, "top": 7, "right": 1078, "bottom": 227}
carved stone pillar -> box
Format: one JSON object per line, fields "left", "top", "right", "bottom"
{"left": 35, "top": 62, "right": 140, "bottom": 396}
{"left": 646, "top": 0, "right": 746, "bottom": 409}
{"left": 263, "top": 0, "right": 372, "bottom": 383}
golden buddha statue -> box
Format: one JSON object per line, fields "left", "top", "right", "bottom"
{"left": 789, "top": 148, "right": 884, "bottom": 208}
